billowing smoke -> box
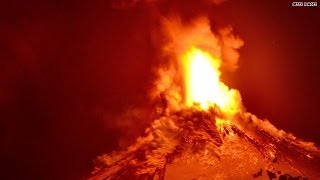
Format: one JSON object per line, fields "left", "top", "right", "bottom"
{"left": 95, "top": 2, "right": 247, "bottom": 172}
{"left": 89, "top": 1, "right": 320, "bottom": 179}
{"left": 105, "top": 0, "right": 319, "bottom": 156}
{"left": 109, "top": 0, "right": 243, "bottom": 147}
{"left": 160, "top": 16, "right": 243, "bottom": 71}
{"left": 109, "top": 0, "right": 315, "bottom": 154}
{"left": 149, "top": 16, "right": 243, "bottom": 114}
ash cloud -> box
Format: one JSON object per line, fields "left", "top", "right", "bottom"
{"left": 160, "top": 16, "right": 243, "bottom": 71}
{"left": 108, "top": 0, "right": 244, "bottom": 148}
{"left": 148, "top": 16, "right": 243, "bottom": 112}
{"left": 107, "top": 0, "right": 319, "bottom": 159}
{"left": 90, "top": 1, "right": 320, "bottom": 178}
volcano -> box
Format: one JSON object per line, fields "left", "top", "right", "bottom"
{"left": 87, "top": 17, "right": 320, "bottom": 180}
{"left": 88, "top": 104, "right": 320, "bottom": 179}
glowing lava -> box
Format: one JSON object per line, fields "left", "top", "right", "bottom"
{"left": 182, "top": 47, "right": 240, "bottom": 116}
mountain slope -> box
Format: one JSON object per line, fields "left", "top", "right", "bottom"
{"left": 88, "top": 102, "right": 320, "bottom": 180}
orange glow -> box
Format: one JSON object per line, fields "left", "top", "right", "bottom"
{"left": 182, "top": 47, "right": 240, "bottom": 116}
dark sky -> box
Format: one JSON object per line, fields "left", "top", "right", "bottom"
{"left": 1, "top": 0, "right": 319, "bottom": 179}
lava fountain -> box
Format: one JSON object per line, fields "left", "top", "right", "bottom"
{"left": 182, "top": 47, "right": 240, "bottom": 116}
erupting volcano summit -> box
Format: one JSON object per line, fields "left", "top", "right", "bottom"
{"left": 88, "top": 16, "right": 320, "bottom": 180}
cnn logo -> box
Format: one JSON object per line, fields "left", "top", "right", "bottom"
{"left": 292, "top": 1, "right": 317, "bottom": 6}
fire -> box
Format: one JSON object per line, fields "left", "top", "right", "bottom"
{"left": 182, "top": 47, "right": 240, "bottom": 116}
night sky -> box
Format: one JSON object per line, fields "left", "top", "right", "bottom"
{"left": 1, "top": 0, "right": 319, "bottom": 179}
